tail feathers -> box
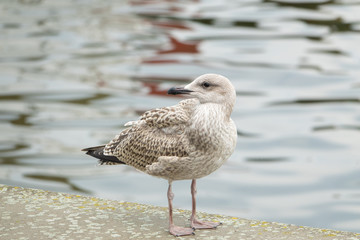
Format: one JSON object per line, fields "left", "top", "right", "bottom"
{"left": 82, "top": 145, "right": 125, "bottom": 165}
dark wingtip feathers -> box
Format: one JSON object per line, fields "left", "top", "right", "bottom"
{"left": 82, "top": 145, "right": 125, "bottom": 165}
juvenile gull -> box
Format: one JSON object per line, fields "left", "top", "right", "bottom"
{"left": 82, "top": 73, "right": 237, "bottom": 236}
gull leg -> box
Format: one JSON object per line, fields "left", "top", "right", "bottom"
{"left": 167, "top": 181, "right": 194, "bottom": 236}
{"left": 190, "top": 179, "right": 221, "bottom": 229}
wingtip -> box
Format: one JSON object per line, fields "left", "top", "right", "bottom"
{"left": 81, "top": 145, "right": 106, "bottom": 152}
{"left": 82, "top": 145, "right": 125, "bottom": 165}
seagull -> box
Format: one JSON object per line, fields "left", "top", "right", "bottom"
{"left": 82, "top": 73, "right": 237, "bottom": 236}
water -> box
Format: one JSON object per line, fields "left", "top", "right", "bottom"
{"left": 0, "top": 0, "right": 360, "bottom": 233}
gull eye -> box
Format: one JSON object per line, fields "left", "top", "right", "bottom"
{"left": 202, "top": 82, "right": 210, "bottom": 88}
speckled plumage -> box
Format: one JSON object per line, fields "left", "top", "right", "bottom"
{"left": 101, "top": 99, "right": 197, "bottom": 175}
{"left": 83, "top": 73, "right": 238, "bottom": 236}
{"left": 98, "top": 77, "right": 237, "bottom": 180}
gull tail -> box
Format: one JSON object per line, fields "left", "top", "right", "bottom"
{"left": 81, "top": 145, "right": 125, "bottom": 165}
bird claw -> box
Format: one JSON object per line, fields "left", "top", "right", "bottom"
{"left": 169, "top": 225, "right": 195, "bottom": 237}
{"left": 191, "top": 219, "right": 221, "bottom": 229}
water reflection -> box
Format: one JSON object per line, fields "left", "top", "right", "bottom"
{"left": 0, "top": 0, "right": 359, "bottom": 233}
{"left": 25, "top": 173, "right": 90, "bottom": 193}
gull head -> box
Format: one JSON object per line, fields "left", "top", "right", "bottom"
{"left": 168, "top": 73, "right": 236, "bottom": 109}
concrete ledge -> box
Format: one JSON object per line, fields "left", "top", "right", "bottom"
{"left": 0, "top": 184, "right": 359, "bottom": 240}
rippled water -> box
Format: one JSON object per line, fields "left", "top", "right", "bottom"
{"left": 1, "top": 0, "right": 360, "bottom": 233}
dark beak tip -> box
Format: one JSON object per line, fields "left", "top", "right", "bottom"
{"left": 167, "top": 87, "right": 178, "bottom": 95}
{"left": 167, "top": 87, "right": 192, "bottom": 95}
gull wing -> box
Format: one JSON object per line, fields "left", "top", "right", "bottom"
{"left": 140, "top": 99, "right": 197, "bottom": 128}
{"left": 102, "top": 99, "right": 198, "bottom": 171}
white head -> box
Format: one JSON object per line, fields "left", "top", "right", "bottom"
{"left": 168, "top": 73, "right": 236, "bottom": 116}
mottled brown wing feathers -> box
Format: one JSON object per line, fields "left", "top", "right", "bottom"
{"left": 103, "top": 129, "right": 130, "bottom": 156}
{"left": 113, "top": 126, "right": 190, "bottom": 171}
{"left": 140, "top": 105, "right": 189, "bottom": 128}
{"left": 102, "top": 99, "right": 197, "bottom": 171}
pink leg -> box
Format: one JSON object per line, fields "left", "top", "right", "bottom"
{"left": 167, "top": 181, "right": 194, "bottom": 236}
{"left": 190, "top": 179, "right": 221, "bottom": 229}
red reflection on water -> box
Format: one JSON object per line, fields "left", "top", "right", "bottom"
{"left": 136, "top": 11, "right": 199, "bottom": 97}
{"left": 141, "top": 23, "right": 199, "bottom": 97}
{"left": 137, "top": 77, "right": 191, "bottom": 98}
{"left": 142, "top": 80, "right": 190, "bottom": 98}
{"left": 142, "top": 82, "right": 169, "bottom": 97}
{"left": 151, "top": 21, "right": 191, "bottom": 30}
{"left": 160, "top": 36, "right": 198, "bottom": 54}
{"left": 142, "top": 35, "right": 199, "bottom": 65}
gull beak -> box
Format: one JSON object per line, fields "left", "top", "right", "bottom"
{"left": 167, "top": 87, "right": 193, "bottom": 95}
